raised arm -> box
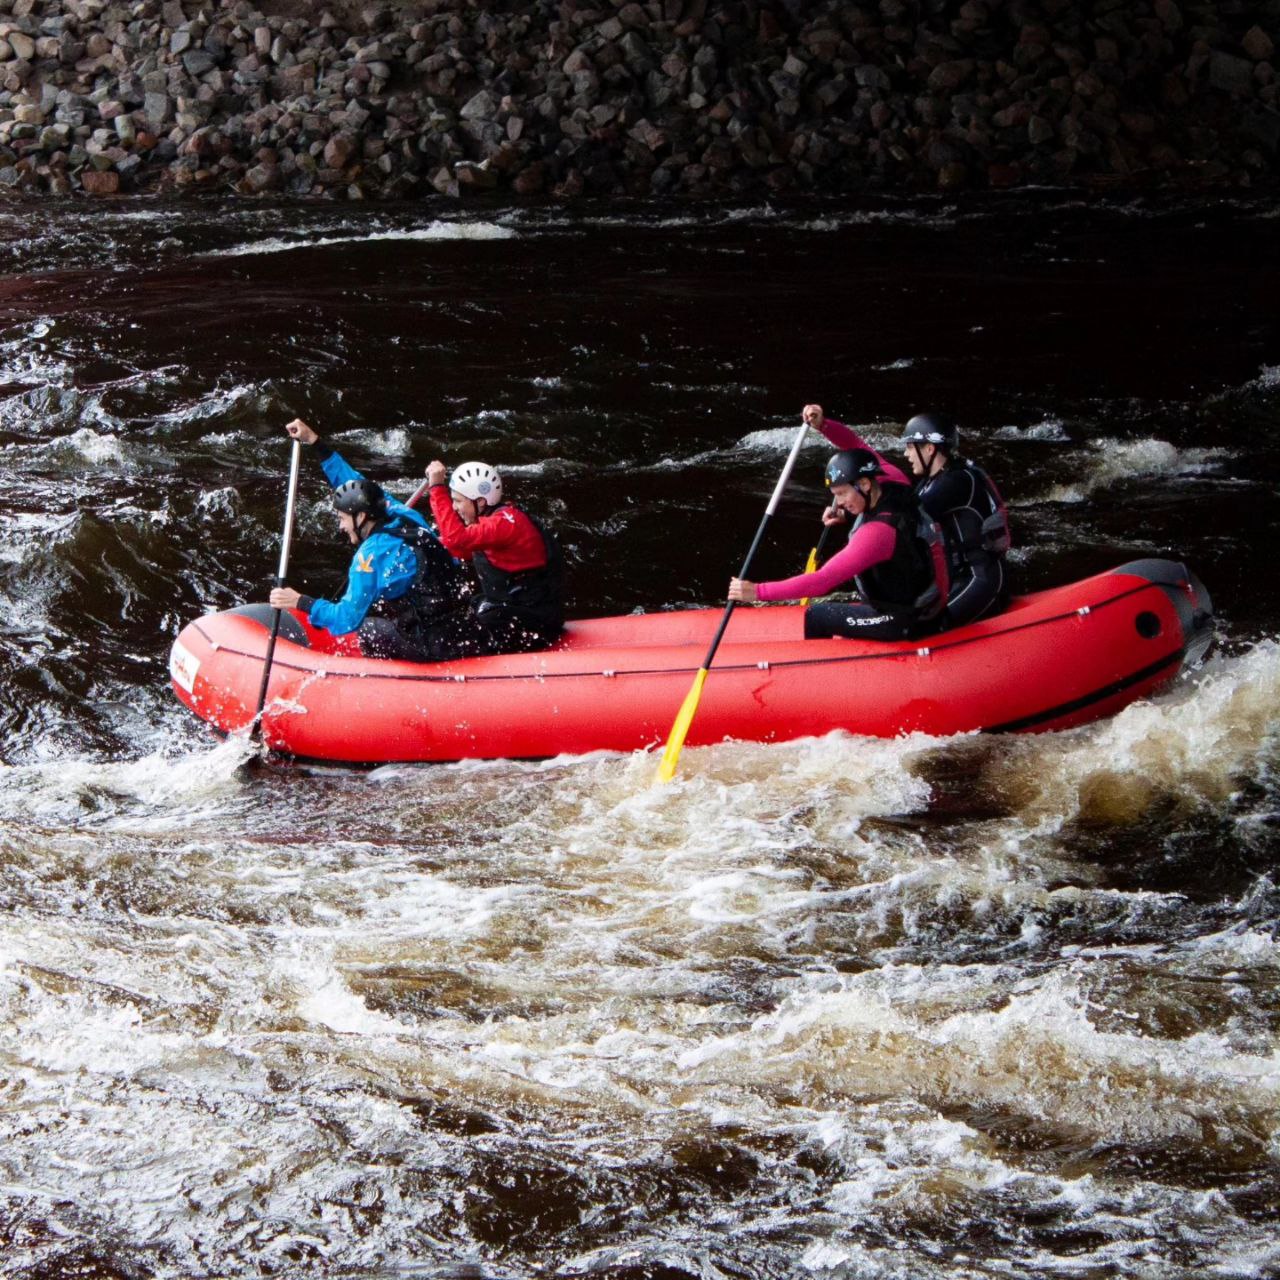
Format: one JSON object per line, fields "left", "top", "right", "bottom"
{"left": 804, "top": 403, "right": 910, "bottom": 488}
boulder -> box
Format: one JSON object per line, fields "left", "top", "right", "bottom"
{"left": 323, "top": 130, "right": 358, "bottom": 168}
{"left": 1209, "top": 51, "right": 1255, "bottom": 95}
{"left": 80, "top": 168, "right": 120, "bottom": 193}
{"left": 1243, "top": 26, "right": 1274, "bottom": 62}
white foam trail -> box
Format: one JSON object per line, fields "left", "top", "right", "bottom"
{"left": 1000, "top": 642, "right": 1280, "bottom": 824}
{"left": 44, "top": 425, "right": 130, "bottom": 466}
{"left": 211, "top": 220, "right": 517, "bottom": 258}
{"left": 994, "top": 418, "right": 1070, "bottom": 441}
{"left": 152, "top": 382, "right": 266, "bottom": 430}
{"left": 1041, "top": 437, "right": 1228, "bottom": 502}
{"left": 737, "top": 423, "right": 899, "bottom": 454}
{"left": 0, "top": 736, "right": 258, "bottom": 826}
{"left": 195, "top": 486, "right": 242, "bottom": 519}
{"left": 344, "top": 426, "right": 412, "bottom": 456}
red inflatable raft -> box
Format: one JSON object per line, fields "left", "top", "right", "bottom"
{"left": 168, "top": 559, "right": 1212, "bottom": 765}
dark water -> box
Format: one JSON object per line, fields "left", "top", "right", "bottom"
{"left": 0, "top": 194, "right": 1278, "bottom": 1279}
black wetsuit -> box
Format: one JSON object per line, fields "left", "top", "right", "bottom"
{"left": 915, "top": 459, "right": 1010, "bottom": 629}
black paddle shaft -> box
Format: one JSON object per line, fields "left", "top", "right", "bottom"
{"left": 697, "top": 421, "right": 813, "bottom": 671}
{"left": 252, "top": 439, "right": 304, "bottom": 737}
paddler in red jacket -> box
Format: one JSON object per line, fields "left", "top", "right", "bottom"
{"left": 426, "top": 458, "right": 565, "bottom": 654}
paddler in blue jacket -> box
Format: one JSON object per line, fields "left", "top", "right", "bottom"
{"left": 268, "top": 419, "right": 470, "bottom": 660}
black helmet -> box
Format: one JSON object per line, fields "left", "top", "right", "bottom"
{"left": 825, "top": 448, "right": 881, "bottom": 488}
{"left": 900, "top": 413, "right": 959, "bottom": 452}
{"left": 332, "top": 478, "right": 388, "bottom": 520}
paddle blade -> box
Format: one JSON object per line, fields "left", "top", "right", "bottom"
{"left": 800, "top": 545, "right": 818, "bottom": 607}
{"left": 655, "top": 666, "right": 709, "bottom": 783}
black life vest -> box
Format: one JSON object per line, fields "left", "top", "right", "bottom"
{"left": 851, "top": 489, "right": 950, "bottom": 621}
{"left": 374, "top": 519, "right": 473, "bottom": 628}
{"left": 472, "top": 506, "right": 565, "bottom": 634}
{"left": 922, "top": 460, "right": 1011, "bottom": 570}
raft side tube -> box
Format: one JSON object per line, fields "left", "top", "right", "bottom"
{"left": 1109, "top": 558, "right": 1215, "bottom": 666}
{"left": 226, "top": 603, "right": 311, "bottom": 648}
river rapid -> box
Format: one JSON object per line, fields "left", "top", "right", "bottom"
{"left": 0, "top": 195, "right": 1278, "bottom": 1279}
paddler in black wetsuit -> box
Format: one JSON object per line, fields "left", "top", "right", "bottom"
{"left": 899, "top": 413, "right": 1011, "bottom": 628}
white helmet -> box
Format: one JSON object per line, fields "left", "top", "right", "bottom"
{"left": 450, "top": 461, "right": 502, "bottom": 506}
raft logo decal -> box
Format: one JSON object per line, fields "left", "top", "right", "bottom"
{"left": 356, "top": 552, "right": 375, "bottom": 573}
{"left": 170, "top": 639, "right": 199, "bottom": 693}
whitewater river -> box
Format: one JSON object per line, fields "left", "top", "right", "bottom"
{"left": 0, "top": 195, "right": 1277, "bottom": 1279}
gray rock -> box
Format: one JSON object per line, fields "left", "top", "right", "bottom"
{"left": 460, "top": 89, "right": 498, "bottom": 121}
{"left": 144, "top": 92, "right": 170, "bottom": 124}
{"left": 1208, "top": 51, "right": 1253, "bottom": 95}
{"left": 619, "top": 31, "right": 651, "bottom": 72}
{"left": 170, "top": 29, "right": 191, "bottom": 55}
{"left": 855, "top": 64, "right": 890, "bottom": 92}
{"left": 182, "top": 49, "right": 216, "bottom": 77}
{"left": 9, "top": 33, "right": 35, "bottom": 60}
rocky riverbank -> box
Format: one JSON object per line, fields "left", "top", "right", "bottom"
{"left": 0, "top": 0, "right": 1276, "bottom": 199}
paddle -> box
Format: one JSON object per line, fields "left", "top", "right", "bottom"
{"left": 800, "top": 506, "right": 840, "bottom": 606}
{"left": 252, "top": 438, "right": 304, "bottom": 738}
{"left": 655, "top": 420, "right": 811, "bottom": 783}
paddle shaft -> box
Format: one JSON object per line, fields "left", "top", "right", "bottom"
{"left": 252, "top": 438, "right": 304, "bottom": 735}
{"left": 696, "top": 421, "right": 812, "bottom": 667}
{"left": 654, "top": 421, "right": 812, "bottom": 782}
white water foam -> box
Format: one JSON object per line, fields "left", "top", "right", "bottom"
{"left": 737, "top": 423, "right": 899, "bottom": 454}
{"left": 1041, "top": 437, "right": 1228, "bottom": 502}
{"left": 211, "top": 220, "right": 517, "bottom": 258}
{"left": 42, "top": 425, "right": 131, "bottom": 466}
{"left": 343, "top": 426, "right": 413, "bottom": 456}
{"left": 994, "top": 418, "right": 1071, "bottom": 441}
{"left": 1000, "top": 641, "right": 1280, "bottom": 826}
{"left": 0, "top": 735, "right": 258, "bottom": 827}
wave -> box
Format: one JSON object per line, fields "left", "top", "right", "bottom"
{"left": 1038, "top": 437, "right": 1229, "bottom": 503}
{"left": 994, "top": 418, "right": 1070, "bottom": 442}
{"left": 210, "top": 220, "right": 518, "bottom": 258}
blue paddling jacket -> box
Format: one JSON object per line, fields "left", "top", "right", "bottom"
{"left": 297, "top": 448, "right": 447, "bottom": 637}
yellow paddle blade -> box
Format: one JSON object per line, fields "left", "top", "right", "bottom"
{"left": 654, "top": 666, "right": 710, "bottom": 784}
{"left": 800, "top": 545, "right": 818, "bottom": 607}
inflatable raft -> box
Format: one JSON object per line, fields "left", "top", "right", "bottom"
{"left": 169, "top": 559, "right": 1212, "bottom": 765}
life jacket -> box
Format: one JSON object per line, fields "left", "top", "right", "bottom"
{"left": 931, "top": 459, "right": 1011, "bottom": 569}
{"left": 851, "top": 488, "right": 950, "bottom": 621}
{"left": 374, "top": 519, "right": 473, "bottom": 628}
{"left": 472, "top": 506, "right": 565, "bottom": 634}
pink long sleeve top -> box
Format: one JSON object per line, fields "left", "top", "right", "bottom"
{"left": 756, "top": 520, "right": 897, "bottom": 602}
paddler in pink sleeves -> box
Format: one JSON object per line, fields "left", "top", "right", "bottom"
{"left": 729, "top": 440, "right": 949, "bottom": 642}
